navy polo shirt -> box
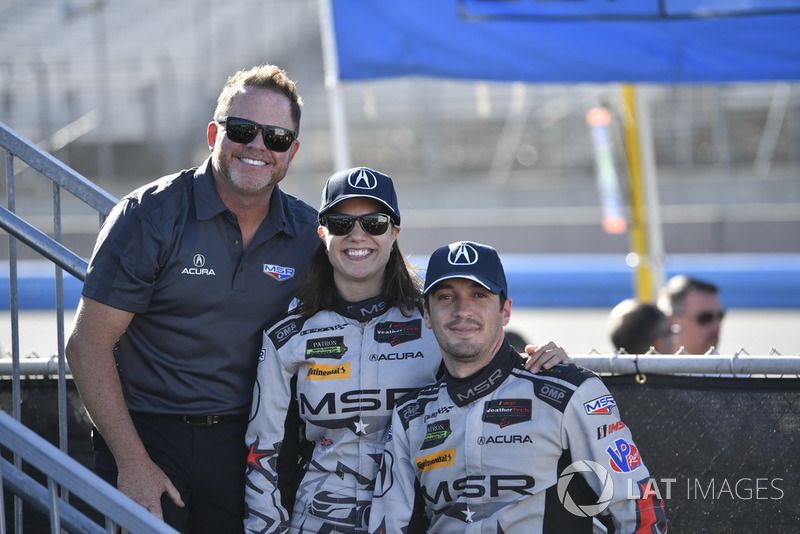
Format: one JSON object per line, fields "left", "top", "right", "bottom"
{"left": 82, "top": 158, "right": 320, "bottom": 415}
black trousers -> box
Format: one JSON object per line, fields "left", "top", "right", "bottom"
{"left": 93, "top": 412, "right": 248, "bottom": 534}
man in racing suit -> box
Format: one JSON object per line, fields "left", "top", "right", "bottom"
{"left": 369, "top": 241, "right": 668, "bottom": 533}
{"left": 244, "top": 169, "right": 573, "bottom": 534}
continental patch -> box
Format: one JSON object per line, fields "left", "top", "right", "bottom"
{"left": 374, "top": 319, "right": 422, "bottom": 346}
{"left": 421, "top": 420, "right": 452, "bottom": 450}
{"left": 416, "top": 449, "right": 455, "bottom": 472}
{"left": 305, "top": 362, "right": 351, "bottom": 380}
{"left": 263, "top": 263, "right": 295, "bottom": 281}
{"left": 482, "top": 399, "right": 532, "bottom": 428}
{"left": 305, "top": 336, "right": 347, "bottom": 359}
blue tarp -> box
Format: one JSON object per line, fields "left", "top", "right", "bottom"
{"left": 3, "top": 255, "right": 800, "bottom": 309}
{"left": 331, "top": 0, "right": 800, "bottom": 83}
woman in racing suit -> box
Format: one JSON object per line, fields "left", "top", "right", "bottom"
{"left": 243, "top": 167, "right": 567, "bottom": 534}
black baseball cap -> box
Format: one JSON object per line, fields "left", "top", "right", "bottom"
{"left": 319, "top": 167, "right": 401, "bottom": 224}
{"left": 423, "top": 241, "right": 508, "bottom": 296}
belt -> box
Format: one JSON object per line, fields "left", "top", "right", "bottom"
{"left": 130, "top": 412, "right": 247, "bottom": 427}
{"left": 178, "top": 413, "right": 248, "bottom": 427}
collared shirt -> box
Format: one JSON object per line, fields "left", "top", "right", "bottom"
{"left": 82, "top": 158, "right": 320, "bottom": 414}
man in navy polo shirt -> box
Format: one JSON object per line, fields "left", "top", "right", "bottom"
{"left": 66, "top": 64, "right": 320, "bottom": 533}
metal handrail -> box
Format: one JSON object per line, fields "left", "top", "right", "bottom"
{"left": 0, "top": 122, "right": 117, "bottom": 215}
{"left": 0, "top": 410, "right": 178, "bottom": 533}
{"left": 1, "top": 119, "right": 126, "bottom": 532}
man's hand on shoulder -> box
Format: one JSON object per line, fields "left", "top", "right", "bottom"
{"left": 522, "top": 341, "right": 574, "bottom": 373}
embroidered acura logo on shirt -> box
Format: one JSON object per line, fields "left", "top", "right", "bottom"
{"left": 181, "top": 253, "right": 216, "bottom": 275}
{"left": 263, "top": 264, "right": 295, "bottom": 281}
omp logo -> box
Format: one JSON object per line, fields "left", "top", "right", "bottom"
{"left": 416, "top": 449, "right": 455, "bottom": 472}
{"left": 348, "top": 168, "right": 378, "bottom": 189}
{"left": 181, "top": 253, "right": 216, "bottom": 275}
{"left": 557, "top": 460, "right": 614, "bottom": 517}
{"left": 264, "top": 264, "right": 295, "bottom": 281}
{"left": 448, "top": 242, "right": 478, "bottom": 265}
{"left": 306, "top": 363, "right": 350, "bottom": 380}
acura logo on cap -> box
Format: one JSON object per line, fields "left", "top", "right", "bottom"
{"left": 448, "top": 243, "right": 478, "bottom": 265}
{"left": 348, "top": 168, "right": 378, "bottom": 190}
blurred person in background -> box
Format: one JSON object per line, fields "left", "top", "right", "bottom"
{"left": 657, "top": 275, "right": 725, "bottom": 354}
{"left": 608, "top": 298, "right": 675, "bottom": 354}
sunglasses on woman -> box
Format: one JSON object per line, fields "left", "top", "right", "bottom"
{"left": 319, "top": 213, "right": 393, "bottom": 236}
{"left": 217, "top": 116, "right": 296, "bottom": 152}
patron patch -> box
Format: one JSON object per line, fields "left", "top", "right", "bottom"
{"left": 422, "top": 420, "right": 452, "bottom": 450}
{"left": 263, "top": 264, "right": 295, "bottom": 281}
{"left": 374, "top": 319, "right": 422, "bottom": 346}
{"left": 305, "top": 336, "right": 347, "bottom": 359}
{"left": 482, "top": 399, "right": 532, "bottom": 427}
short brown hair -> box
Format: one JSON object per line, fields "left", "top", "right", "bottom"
{"left": 213, "top": 64, "right": 303, "bottom": 135}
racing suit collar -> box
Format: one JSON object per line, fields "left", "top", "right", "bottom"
{"left": 333, "top": 294, "right": 389, "bottom": 322}
{"left": 444, "top": 340, "right": 524, "bottom": 407}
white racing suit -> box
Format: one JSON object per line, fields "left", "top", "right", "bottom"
{"left": 369, "top": 342, "right": 668, "bottom": 534}
{"left": 244, "top": 305, "right": 442, "bottom": 533}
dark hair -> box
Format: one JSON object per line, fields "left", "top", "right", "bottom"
{"left": 214, "top": 64, "right": 303, "bottom": 136}
{"left": 610, "top": 299, "right": 670, "bottom": 354}
{"left": 294, "top": 241, "right": 423, "bottom": 318}
{"left": 657, "top": 275, "right": 719, "bottom": 316}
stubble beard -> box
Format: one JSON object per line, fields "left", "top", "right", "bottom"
{"left": 217, "top": 153, "right": 290, "bottom": 194}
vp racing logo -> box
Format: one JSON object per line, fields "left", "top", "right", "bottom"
{"left": 181, "top": 254, "right": 216, "bottom": 276}
{"left": 557, "top": 460, "right": 614, "bottom": 517}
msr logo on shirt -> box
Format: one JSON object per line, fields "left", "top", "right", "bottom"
{"left": 263, "top": 264, "right": 295, "bottom": 281}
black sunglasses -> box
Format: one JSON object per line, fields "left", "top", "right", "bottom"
{"left": 689, "top": 310, "right": 726, "bottom": 325}
{"left": 217, "top": 116, "right": 296, "bottom": 152}
{"left": 320, "top": 213, "right": 393, "bottom": 236}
